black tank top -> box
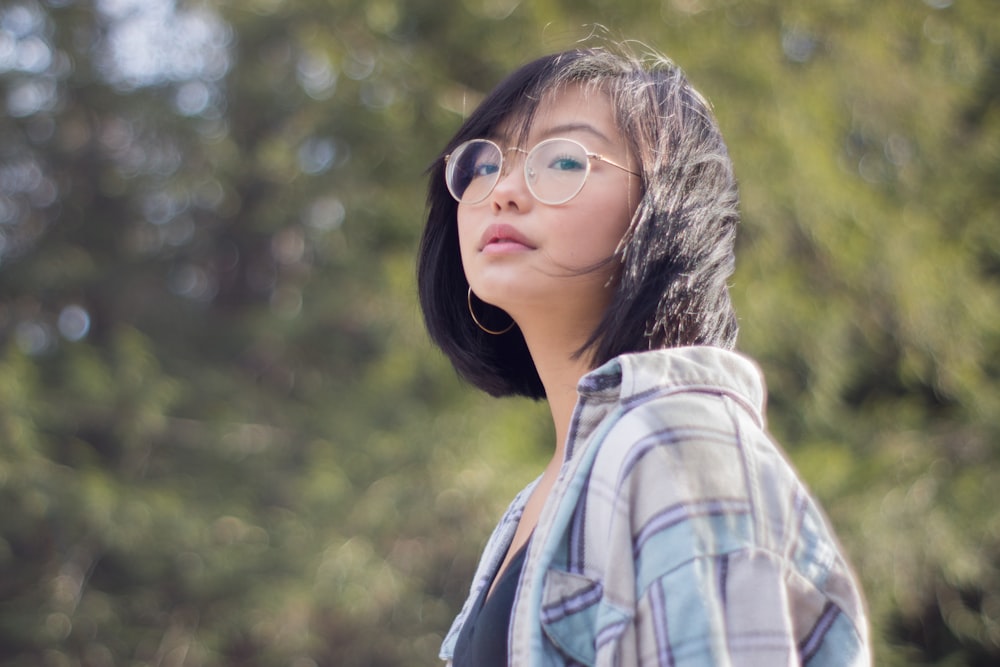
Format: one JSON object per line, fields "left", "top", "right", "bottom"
{"left": 452, "top": 540, "right": 530, "bottom": 667}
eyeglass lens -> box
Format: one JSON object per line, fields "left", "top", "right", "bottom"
{"left": 446, "top": 139, "right": 591, "bottom": 205}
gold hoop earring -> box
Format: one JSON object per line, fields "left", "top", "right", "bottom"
{"left": 468, "top": 287, "right": 514, "bottom": 335}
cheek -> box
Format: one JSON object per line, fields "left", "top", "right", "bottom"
{"left": 590, "top": 194, "right": 637, "bottom": 252}
{"left": 455, "top": 210, "right": 473, "bottom": 254}
{"left": 455, "top": 210, "right": 480, "bottom": 278}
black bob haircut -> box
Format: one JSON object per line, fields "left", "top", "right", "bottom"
{"left": 418, "top": 46, "right": 740, "bottom": 400}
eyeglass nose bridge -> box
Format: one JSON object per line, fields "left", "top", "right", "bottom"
{"left": 497, "top": 145, "right": 529, "bottom": 180}
{"left": 479, "top": 145, "right": 533, "bottom": 204}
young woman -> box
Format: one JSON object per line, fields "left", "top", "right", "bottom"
{"left": 418, "top": 46, "right": 870, "bottom": 666}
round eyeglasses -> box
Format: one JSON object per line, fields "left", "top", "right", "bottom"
{"left": 444, "top": 137, "right": 639, "bottom": 206}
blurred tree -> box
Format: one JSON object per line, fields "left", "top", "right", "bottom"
{"left": 0, "top": 0, "right": 996, "bottom": 665}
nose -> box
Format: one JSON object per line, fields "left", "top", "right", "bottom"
{"left": 489, "top": 150, "right": 532, "bottom": 213}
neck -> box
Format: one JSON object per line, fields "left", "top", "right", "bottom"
{"left": 517, "top": 319, "right": 597, "bottom": 464}
{"left": 488, "top": 273, "right": 614, "bottom": 464}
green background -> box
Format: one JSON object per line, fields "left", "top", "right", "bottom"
{"left": 0, "top": 0, "right": 997, "bottom": 664}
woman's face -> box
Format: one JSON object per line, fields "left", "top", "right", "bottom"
{"left": 456, "top": 84, "right": 641, "bottom": 329}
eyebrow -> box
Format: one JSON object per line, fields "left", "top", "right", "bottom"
{"left": 487, "top": 122, "right": 614, "bottom": 149}
{"left": 537, "top": 122, "right": 613, "bottom": 145}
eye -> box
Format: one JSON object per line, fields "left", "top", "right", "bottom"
{"left": 548, "top": 155, "right": 586, "bottom": 171}
{"left": 471, "top": 161, "right": 500, "bottom": 179}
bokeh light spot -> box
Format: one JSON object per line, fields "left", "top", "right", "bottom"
{"left": 57, "top": 305, "right": 91, "bottom": 342}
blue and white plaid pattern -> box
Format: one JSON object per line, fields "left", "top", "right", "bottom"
{"left": 442, "top": 347, "right": 869, "bottom": 666}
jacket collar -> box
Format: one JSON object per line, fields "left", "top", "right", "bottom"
{"left": 569, "top": 346, "right": 767, "bottom": 458}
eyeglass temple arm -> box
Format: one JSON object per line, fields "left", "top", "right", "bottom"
{"left": 588, "top": 153, "right": 640, "bottom": 177}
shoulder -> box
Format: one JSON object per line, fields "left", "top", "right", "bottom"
{"left": 585, "top": 381, "right": 763, "bottom": 576}
{"left": 579, "top": 347, "right": 768, "bottom": 476}
{"left": 583, "top": 349, "right": 850, "bottom": 586}
{"left": 588, "top": 357, "right": 763, "bottom": 506}
{"left": 559, "top": 348, "right": 870, "bottom": 663}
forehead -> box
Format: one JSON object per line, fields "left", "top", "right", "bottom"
{"left": 494, "top": 83, "right": 620, "bottom": 147}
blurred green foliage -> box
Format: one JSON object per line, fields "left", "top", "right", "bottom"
{"left": 0, "top": 0, "right": 997, "bottom": 665}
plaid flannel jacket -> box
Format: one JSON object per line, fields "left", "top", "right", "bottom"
{"left": 441, "top": 346, "right": 870, "bottom": 666}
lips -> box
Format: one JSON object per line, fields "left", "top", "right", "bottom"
{"left": 479, "top": 223, "right": 534, "bottom": 252}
